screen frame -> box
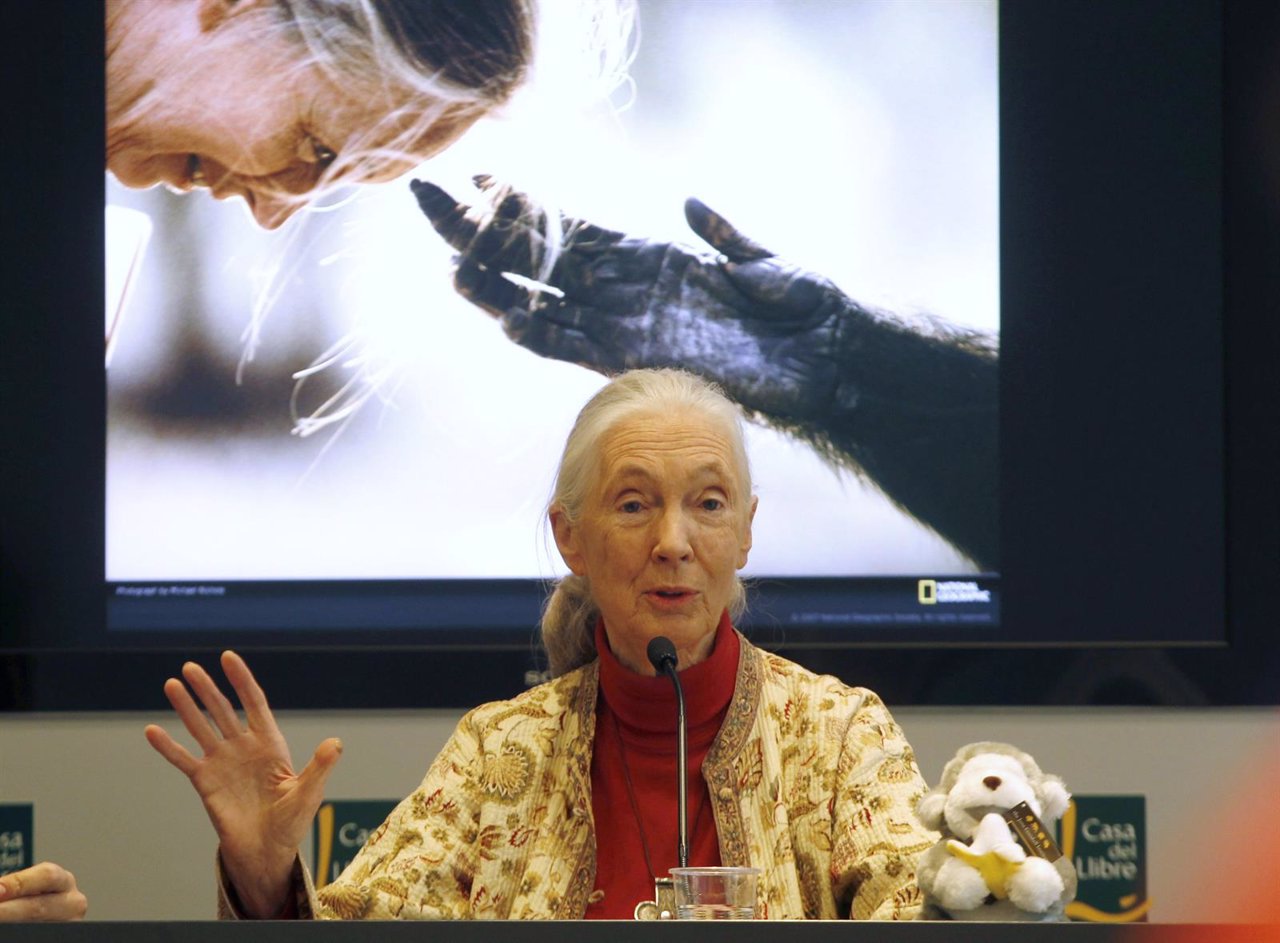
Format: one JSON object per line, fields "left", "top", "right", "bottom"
{"left": 1, "top": 0, "right": 1276, "bottom": 709}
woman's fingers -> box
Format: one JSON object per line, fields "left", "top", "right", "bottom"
{"left": 148, "top": 653, "right": 279, "bottom": 770}
{"left": 295, "top": 738, "right": 344, "bottom": 810}
{"left": 181, "top": 660, "right": 242, "bottom": 739}
{"left": 0, "top": 890, "right": 89, "bottom": 923}
{"left": 0, "top": 863, "right": 88, "bottom": 922}
{"left": 220, "top": 651, "right": 274, "bottom": 733}
{"left": 161, "top": 675, "right": 221, "bottom": 754}
{"left": 143, "top": 723, "right": 200, "bottom": 777}
{"left": 0, "top": 862, "right": 73, "bottom": 899}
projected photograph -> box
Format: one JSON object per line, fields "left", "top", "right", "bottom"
{"left": 105, "top": 1, "right": 998, "bottom": 628}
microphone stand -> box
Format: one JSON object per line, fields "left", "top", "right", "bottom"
{"left": 666, "top": 666, "right": 689, "bottom": 867}
{"left": 633, "top": 636, "right": 687, "bottom": 920}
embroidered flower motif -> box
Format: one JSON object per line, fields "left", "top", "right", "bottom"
{"left": 735, "top": 740, "right": 764, "bottom": 792}
{"left": 317, "top": 882, "right": 372, "bottom": 920}
{"left": 894, "top": 883, "right": 924, "bottom": 912}
{"left": 370, "top": 876, "right": 409, "bottom": 901}
{"left": 480, "top": 743, "right": 533, "bottom": 801}
{"left": 876, "top": 755, "right": 916, "bottom": 783}
{"left": 807, "top": 823, "right": 833, "bottom": 853}
{"left": 477, "top": 824, "right": 506, "bottom": 861}
{"left": 508, "top": 825, "right": 537, "bottom": 847}
{"left": 822, "top": 715, "right": 846, "bottom": 747}
{"left": 389, "top": 828, "right": 423, "bottom": 858}
{"left": 472, "top": 884, "right": 504, "bottom": 915}
{"left": 411, "top": 787, "right": 453, "bottom": 819}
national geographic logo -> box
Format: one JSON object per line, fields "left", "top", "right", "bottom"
{"left": 918, "top": 579, "right": 991, "bottom": 605}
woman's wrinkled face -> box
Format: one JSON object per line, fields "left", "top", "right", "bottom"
{"left": 552, "top": 409, "right": 756, "bottom": 675}
{"left": 106, "top": 0, "right": 474, "bottom": 229}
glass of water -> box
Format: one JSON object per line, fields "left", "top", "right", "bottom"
{"left": 669, "top": 866, "right": 760, "bottom": 920}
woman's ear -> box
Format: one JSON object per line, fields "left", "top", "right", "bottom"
{"left": 550, "top": 508, "right": 586, "bottom": 576}
{"left": 737, "top": 495, "right": 758, "bottom": 568}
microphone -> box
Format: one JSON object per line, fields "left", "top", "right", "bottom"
{"left": 646, "top": 636, "right": 689, "bottom": 869}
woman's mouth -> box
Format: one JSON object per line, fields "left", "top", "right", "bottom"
{"left": 162, "top": 154, "right": 209, "bottom": 193}
{"left": 186, "top": 154, "right": 208, "bottom": 187}
{"left": 646, "top": 588, "right": 697, "bottom": 607}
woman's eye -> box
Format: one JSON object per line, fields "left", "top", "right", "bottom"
{"left": 309, "top": 137, "right": 337, "bottom": 169}
{"left": 620, "top": 500, "right": 644, "bottom": 514}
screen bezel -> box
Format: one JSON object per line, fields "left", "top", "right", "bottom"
{"left": 2, "top": 0, "right": 1275, "bottom": 709}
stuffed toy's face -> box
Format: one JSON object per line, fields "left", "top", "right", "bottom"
{"left": 937, "top": 752, "right": 1044, "bottom": 840}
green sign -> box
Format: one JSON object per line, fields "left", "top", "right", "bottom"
{"left": 312, "top": 799, "right": 399, "bottom": 889}
{"left": 1058, "top": 794, "right": 1149, "bottom": 922}
{"left": 0, "top": 804, "right": 34, "bottom": 877}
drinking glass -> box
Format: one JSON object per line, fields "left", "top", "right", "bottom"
{"left": 669, "top": 866, "right": 760, "bottom": 920}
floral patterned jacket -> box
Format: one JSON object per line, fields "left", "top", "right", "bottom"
{"left": 222, "top": 634, "right": 936, "bottom": 920}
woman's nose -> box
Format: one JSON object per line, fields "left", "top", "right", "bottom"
{"left": 652, "top": 509, "right": 693, "bottom": 562}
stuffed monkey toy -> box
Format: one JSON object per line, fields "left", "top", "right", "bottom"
{"left": 915, "top": 742, "right": 1077, "bottom": 921}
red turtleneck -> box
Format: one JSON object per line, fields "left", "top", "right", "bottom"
{"left": 584, "top": 612, "right": 740, "bottom": 919}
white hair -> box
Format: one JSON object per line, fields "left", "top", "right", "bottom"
{"left": 248, "top": 0, "right": 637, "bottom": 438}
{"left": 541, "top": 369, "right": 753, "bottom": 677}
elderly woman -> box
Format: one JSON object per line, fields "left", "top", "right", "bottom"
{"left": 145, "top": 369, "right": 935, "bottom": 920}
{"left": 106, "top": 0, "right": 541, "bottom": 229}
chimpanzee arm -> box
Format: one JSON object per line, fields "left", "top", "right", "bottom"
{"left": 412, "top": 180, "right": 998, "bottom": 569}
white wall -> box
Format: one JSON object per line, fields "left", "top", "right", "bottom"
{"left": 1, "top": 706, "right": 1276, "bottom": 922}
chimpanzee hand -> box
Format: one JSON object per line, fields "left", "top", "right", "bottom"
{"left": 410, "top": 179, "right": 864, "bottom": 423}
{"left": 412, "top": 178, "right": 999, "bottom": 568}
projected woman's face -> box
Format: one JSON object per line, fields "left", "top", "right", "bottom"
{"left": 105, "top": 0, "right": 475, "bottom": 229}
{"left": 551, "top": 410, "right": 757, "bottom": 675}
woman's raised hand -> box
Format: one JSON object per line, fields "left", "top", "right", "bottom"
{"left": 144, "top": 651, "right": 342, "bottom": 918}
